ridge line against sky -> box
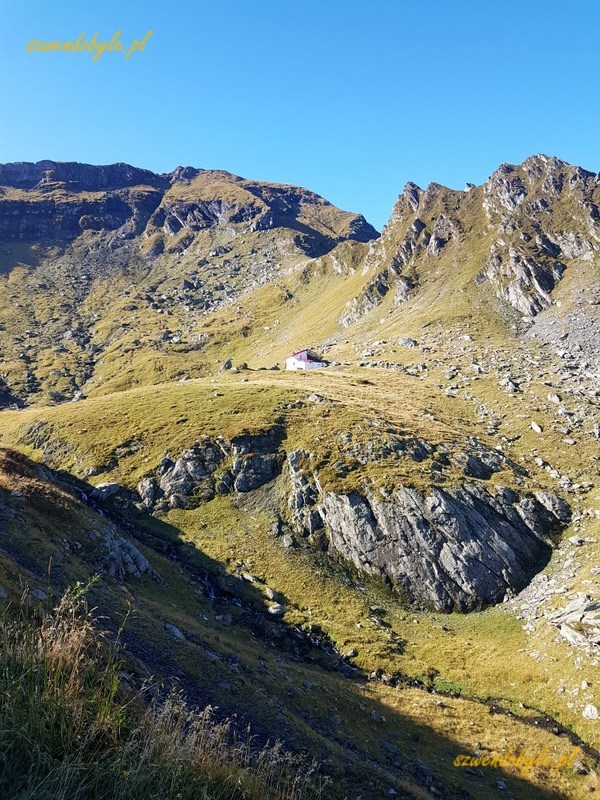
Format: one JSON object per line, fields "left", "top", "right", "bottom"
{"left": 1, "top": 0, "right": 599, "bottom": 229}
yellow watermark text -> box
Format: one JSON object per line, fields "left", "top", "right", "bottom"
{"left": 454, "top": 746, "right": 581, "bottom": 776}
{"left": 25, "top": 30, "right": 153, "bottom": 61}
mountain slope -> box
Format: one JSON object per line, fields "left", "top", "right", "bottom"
{"left": 340, "top": 155, "right": 600, "bottom": 357}
{"left": 0, "top": 156, "right": 598, "bottom": 798}
{"left": 0, "top": 159, "right": 376, "bottom": 405}
{"left": 0, "top": 446, "right": 596, "bottom": 800}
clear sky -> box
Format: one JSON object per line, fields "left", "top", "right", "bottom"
{"left": 1, "top": 0, "right": 599, "bottom": 230}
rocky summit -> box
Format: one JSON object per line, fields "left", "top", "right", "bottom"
{"left": 0, "top": 155, "right": 598, "bottom": 800}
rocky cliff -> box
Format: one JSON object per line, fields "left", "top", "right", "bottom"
{"left": 0, "top": 160, "right": 376, "bottom": 250}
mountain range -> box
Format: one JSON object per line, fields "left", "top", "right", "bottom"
{"left": 0, "top": 155, "right": 598, "bottom": 799}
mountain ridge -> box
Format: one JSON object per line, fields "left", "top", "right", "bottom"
{"left": 0, "top": 152, "right": 598, "bottom": 798}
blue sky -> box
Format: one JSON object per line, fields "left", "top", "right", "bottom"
{"left": 1, "top": 0, "right": 599, "bottom": 229}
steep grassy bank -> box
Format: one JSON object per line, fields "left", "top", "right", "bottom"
{"left": 0, "top": 585, "right": 322, "bottom": 800}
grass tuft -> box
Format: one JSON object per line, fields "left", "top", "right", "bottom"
{"left": 0, "top": 583, "right": 325, "bottom": 800}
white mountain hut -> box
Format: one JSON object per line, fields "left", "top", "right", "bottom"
{"left": 284, "top": 348, "right": 328, "bottom": 371}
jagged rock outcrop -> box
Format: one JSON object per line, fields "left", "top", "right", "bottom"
{"left": 317, "top": 485, "right": 569, "bottom": 612}
{"left": 0, "top": 160, "right": 377, "bottom": 252}
{"left": 96, "top": 522, "right": 150, "bottom": 581}
{"left": 281, "top": 430, "right": 573, "bottom": 612}
{"left": 287, "top": 450, "right": 324, "bottom": 536}
{"left": 151, "top": 427, "right": 571, "bottom": 614}
{"left": 549, "top": 594, "right": 600, "bottom": 648}
{"left": 137, "top": 429, "right": 285, "bottom": 511}
{"left": 340, "top": 185, "right": 430, "bottom": 326}
{"left": 342, "top": 154, "right": 600, "bottom": 325}
{"left": 26, "top": 412, "right": 572, "bottom": 613}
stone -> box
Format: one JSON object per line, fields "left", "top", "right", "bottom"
{"left": 233, "top": 452, "right": 280, "bottom": 492}
{"left": 281, "top": 534, "right": 294, "bottom": 548}
{"left": 378, "top": 739, "right": 399, "bottom": 755}
{"left": 549, "top": 595, "right": 600, "bottom": 647}
{"left": 101, "top": 523, "right": 150, "bottom": 580}
{"left": 530, "top": 422, "right": 543, "bottom": 433}
{"left": 90, "top": 482, "right": 121, "bottom": 500}
{"left": 317, "top": 482, "right": 568, "bottom": 612}
{"left": 165, "top": 623, "right": 186, "bottom": 640}
{"left": 583, "top": 704, "right": 598, "bottom": 720}
{"left": 0, "top": 586, "right": 7, "bottom": 599}
{"left": 147, "top": 441, "right": 225, "bottom": 509}
{"left": 267, "top": 603, "right": 285, "bottom": 616}
{"left": 137, "top": 477, "right": 159, "bottom": 510}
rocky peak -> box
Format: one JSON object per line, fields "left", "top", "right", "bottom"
{"left": 402, "top": 182, "right": 422, "bottom": 212}
{"left": 341, "top": 154, "right": 600, "bottom": 325}
{"left": 167, "top": 165, "right": 204, "bottom": 184}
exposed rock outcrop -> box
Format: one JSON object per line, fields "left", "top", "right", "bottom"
{"left": 97, "top": 522, "right": 150, "bottom": 581}
{"left": 287, "top": 450, "right": 323, "bottom": 536}
{"left": 137, "top": 429, "right": 285, "bottom": 511}
{"left": 549, "top": 594, "right": 600, "bottom": 648}
{"left": 317, "top": 485, "right": 569, "bottom": 612}
{"left": 127, "top": 424, "right": 571, "bottom": 613}
{"left": 0, "top": 160, "right": 378, "bottom": 253}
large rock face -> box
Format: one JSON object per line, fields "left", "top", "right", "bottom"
{"left": 128, "top": 433, "right": 571, "bottom": 613}
{"left": 318, "top": 485, "right": 569, "bottom": 612}
{"left": 137, "top": 429, "right": 286, "bottom": 512}
{"left": 0, "top": 160, "right": 377, "bottom": 251}
{"left": 284, "top": 445, "right": 571, "bottom": 612}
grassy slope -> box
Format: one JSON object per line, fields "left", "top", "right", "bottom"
{"left": 0, "top": 360, "right": 598, "bottom": 795}
{"left": 0, "top": 448, "right": 595, "bottom": 800}
{"left": 0, "top": 586, "right": 323, "bottom": 800}
{"left": 0, "top": 172, "right": 598, "bottom": 796}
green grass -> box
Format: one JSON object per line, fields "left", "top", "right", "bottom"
{"left": 0, "top": 447, "right": 597, "bottom": 799}
{"left": 0, "top": 357, "right": 597, "bottom": 761}
{"left": 0, "top": 584, "right": 324, "bottom": 800}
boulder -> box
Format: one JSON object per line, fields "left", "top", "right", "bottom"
{"left": 137, "top": 477, "right": 160, "bottom": 510}
{"left": 155, "top": 441, "right": 224, "bottom": 508}
{"left": 91, "top": 482, "right": 121, "bottom": 500}
{"left": 549, "top": 595, "right": 600, "bottom": 647}
{"left": 165, "top": 623, "right": 186, "bottom": 640}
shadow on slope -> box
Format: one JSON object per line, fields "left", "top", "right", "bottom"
{"left": 0, "top": 447, "right": 585, "bottom": 800}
